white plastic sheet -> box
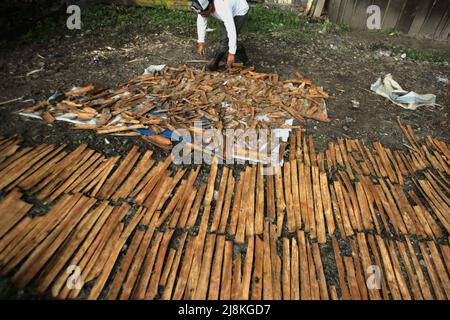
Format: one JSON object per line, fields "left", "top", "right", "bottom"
{"left": 371, "top": 74, "right": 436, "bottom": 110}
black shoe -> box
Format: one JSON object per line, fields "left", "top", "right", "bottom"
{"left": 206, "top": 50, "right": 227, "bottom": 72}
{"left": 236, "top": 46, "right": 249, "bottom": 66}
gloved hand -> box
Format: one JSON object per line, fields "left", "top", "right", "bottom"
{"left": 198, "top": 42, "right": 205, "bottom": 56}
{"left": 226, "top": 52, "right": 235, "bottom": 66}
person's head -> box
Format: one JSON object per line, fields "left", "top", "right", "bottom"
{"left": 191, "top": 0, "right": 212, "bottom": 17}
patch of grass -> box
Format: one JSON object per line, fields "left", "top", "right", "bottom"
{"left": 246, "top": 5, "right": 308, "bottom": 33}
{"left": 81, "top": 5, "right": 195, "bottom": 34}
{"left": 393, "top": 47, "right": 449, "bottom": 63}
{"left": 22, "top": 16, "right": 60, "bottom": 41}
{"left": 17, "top": 4, "right": 197, "bottom": 41}
{"left": 339, "top": 23, "right": 351, "bottom": 32}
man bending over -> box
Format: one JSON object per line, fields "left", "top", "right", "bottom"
{"left": 191, "top": 0, "right": 249, "bottom": 71}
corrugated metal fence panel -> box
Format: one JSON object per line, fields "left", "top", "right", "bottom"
{"left": 327, "top": 0, "right": 450, "bottom": 40}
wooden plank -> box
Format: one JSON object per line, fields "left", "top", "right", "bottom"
{"left": 157, "top": 179, "right": 188, "bottom": 227}
{"left": 356, "top": 233, "right": 381, "bottom": 300}
{"left": 146, "top": 229, "right": 175, "bottom": 299}
{"left": 12, "top": 195, "right": 96, "bottom": 288}
{"left": 426, "top": 241, "right": 450, "bottom": 298}
{"left": 251, "top": 235, "right": 264, "bottom": 300}
{"left": 404, "top": 239, "right": 433, "bottom": 300}
{"left": 348, "top": 238, "right": 368, "bottom": 300}
{"left": 386, "top": 240, "right": 412, "bottom": 299}
{"left": 355, "top": 181, "right": 374, "bottom": 231}
{"left": 312, "top": 166, "right": 326, "bottom": 243}
{"left": 344, "top": 256, "right": 361, "bottom": 300}
{"left": 304, "top": 162, "right": 316, "bottom": 239}
{"left": 0, "top": 190, "right": 32, "bottom": 239}
{"left": 160, "top": 233, "right": 188, "bottom": 300}
{"left": 65, "top": 155, "right": 106, "bottom": 194}
{"left": 185, "top": 183, "right": 207, "bottom": 229}
{"left": 159, "top": 235, "right": 184, "bottom": 289}
{"left": 231, "top": 252, "right": 242, "bottom": 300}
{"left": 207, "top": 235, "right": 225, "bottom": 300}
{"left": 146, "top": 168, "right": 186, "bottom": 209}
{"left": 418, "top": 241, "right": 446, "bottom": 300}
{"left": 2, "top": 193, "right": 81, "bottom": 273}
{"left": 228, "top": 174, "right": 244, "bottom": 235}
{"left": 210, "top": 168, "right": 229, "bottom": 232}
{"left": 240, "top": 235, "right": 254, "bottom": 300}
{"left": 89, "top": 156, "right": 120, "bottom": 197}
{"left": 290, "top": 160, "right": 301, "bottom": 229}
{"left": 133, "top": 155, "right": 172, "bottom": 205}
{"left": 333, "top": 180, "right": 354, "bottom": 237}
{"left": 255, "top": 163, "right": 265, "bottom": 235}
{"left": 339, "top": 172, "right": 363, "bottom": 231}
{"left": 290, "top": 238, "right": 300, "bottom": 300}
{"left": 176, "top": 186, "right": 198, "bottom": 229}
{"left": 312, "top": 242, "right": 329, "bottom": 300}
{"left": 62, "top": 204, "right": 130, "bottom": 299}
{"left": 130, "top": 155, "right": 171, "bottom": 199}
{"left": 48, "top": 152, "right": 103, "bottom": 202}
{"left": 297, "top": 230, "right": 311, "bottom": 300}
{"left": 112, "top": 150, "right": 154, "bottom": 200}
{"left": 219, "top": 240, "right": 233, "bottom": 300}
{"left": 36, "top": 148, "right": 94, "bottom": 200}
{"left": 10, "top": 145, "right": 67, "bottom": 191}
{"left": 307, "top": 241, "right": 320, "bottom": 299}
{"left": 366, "top": 234, "right": 390, "bottom": 300}
{"left": 50, "top": 203, "right": 116, "bottom": 297}
{"left": 262, "top": 222, "right": 273, "bottom": 300}
{"left": 298, "top": 162, "right": 310, "bottom": 232}
{"left": 87, "top": 207, "right": 144, "bottom": 299}
{"left": 266, "top": 170, "right": 276, "bottom": 222}
{"left": 107, "top": 228, "right": 145, "bottom": 299}
{"left": 331, "top": 237, "right": 351, "bottom": 300}
{"left": 374, "top": 235, "right": 402, "bottom": 300}
{"left": 359, "top": 176, "right": 382, "bottom": 234}
{"left": 396, "top": 240, "right": 424, "bottom": 300}
{"left": 330, "top": 185, "right": 346, "bottom": 237}
{"left": 170, "top": 234, "right": 196, "bottom": 300}
{"left": 98, "top": 146, "right": 140, "bottom": 199}
{"left": 320, "top": 171, "right": 335, "bottom": 236}
{"left": 409, "top": 1, "right": 435, "bottom": 36}
{"left": 184, "top": 160, "right": 217, "bottom": 299}
{"left": 235, "top": 167, "right": 250, "bottom": 243}
{"left": 36, "top": 200, "right": 111, "bottom": 294}
{"left": 132, "top": 231, "right": 164, "bottom": 299}
{"left": 245, "top": 165, "right": 257, "bottom": 237}
{"left": 275, "top": 163, "right": 286, "bottom": 237}
{"left": 267, "top": 224, "right": 281, "bottom": 301}
{"left": 0, "top": 145, "right": 56, "bottom": 190}
{"left": 283, "top": 162, "right": 295, "bottom": 233}
{"left": 282, "top": 237, "right": 291, "bottom": 300}
{"left": 218, "top": 172, "right": 235, "bottom": 234}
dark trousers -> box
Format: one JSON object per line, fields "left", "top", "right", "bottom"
{"left": 217, "top": 13, "right": 248, "bottom": 55}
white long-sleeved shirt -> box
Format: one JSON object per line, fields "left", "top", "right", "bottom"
{"left": 197, "top": 0, "right": 249, "bottom": 54}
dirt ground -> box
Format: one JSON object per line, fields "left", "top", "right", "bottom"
{"left": 0, "top": 18, "right": 449, "bottom": 154}
{"left": 0, "top": 7, "right": 449, "bottom": 299}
